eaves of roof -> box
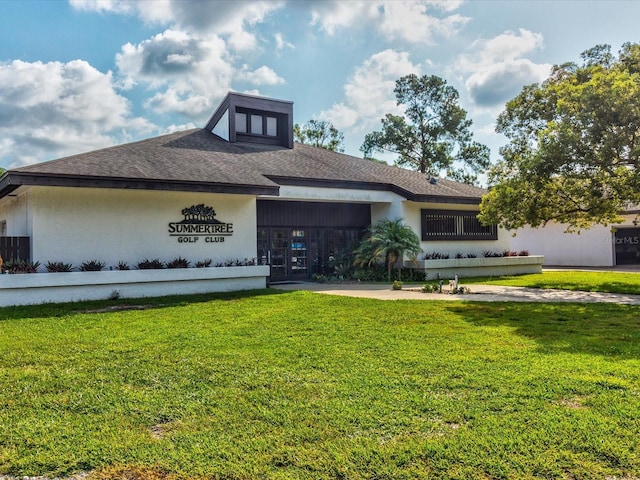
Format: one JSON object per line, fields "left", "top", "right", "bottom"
{"left": 0, "top": 171, "right": 280, "bottom": 199}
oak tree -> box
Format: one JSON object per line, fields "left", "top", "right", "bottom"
{"left": 479, "top": 43, "right": 640, "bottom": 231}
{"left": 361, "top": 74, "right": 490, "bottom": 184}
{"left": 293, "top": 119, "right": 345, "bottom": 152}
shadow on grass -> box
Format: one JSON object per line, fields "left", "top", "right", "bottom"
{"left": 0, "top": 288, "right": 290, "bottom": 322}
{"left": 444, "top": 301, "right": 640, "bottom": 360}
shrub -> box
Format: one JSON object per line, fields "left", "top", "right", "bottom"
{"left": 455, "top": 252, "right": 465, "bottom": 259}
{"left": 407, "top": 269, "right": 427, "bottom": 282}
{"left": 312, "top": 274, "right": 328, "bottom": 283}
{"left": 352, "top": 264, "right": 387, "bottom": 282}
{"left": 424, "top": 251, "right": 451, "bottom": 260}
{"left": 451, "top": 286, "right": 471, "bottom": 295}
{"left": 137, "top": 258, "right": 164, "bottom": 270}
{"left": 518, "top": 250, "right": 530, "bottom": 256}
{"left": 45, "top": 261, "right": 73, "bottom": 272}
{"left": 166, "top": 257, "right": 190, "bottom": 269}
{"left": 117, "top": 261, "right": 130, "bottom": 271}
{"left": 467, "top": 253, "right": 477, "bottom": 258}
{"left": 333, "top": 263, "right": 351, "bottom": 280}
{"left": 391, "top": 280, "right": 403, "bottom": 290}
{"left": 79, "top": 260, "right": 106, "bottom": 271}
{"left": 482, "top": 250, "right": 502, "bottom": 258}
{"left": 421, "top": 283, "right": 435, "bottom": 293}
{"left": 195, "top": 259, "right": 212, "bottom": 268}
{"left": 3, "top": 260, "right": 40, "bottom": 274}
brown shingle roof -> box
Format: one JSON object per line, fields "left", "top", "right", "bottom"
{"left": 1, "top": 128, "right": 487, "bottom": 202}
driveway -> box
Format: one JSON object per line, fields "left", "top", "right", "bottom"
{"left": 271, "top": 282, "right": 640, "bottom": 304}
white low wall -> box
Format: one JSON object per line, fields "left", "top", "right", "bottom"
{"left": 405, "top": 256, "right": 544, "bottom": 280}
{"left": 0, "top": 265, "right": 269, "bottom": 307}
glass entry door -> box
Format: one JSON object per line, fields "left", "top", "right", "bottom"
{"left": 261, "top": 228, "right": 308, "bottom": 282}
{"left": 269, "top": 229, "right": 289, "bottom": 281}
{"left": 258, "top": 227, "right": 363, "bottom": 281}
{"left": 290, "top": 230, "right": 307, "bottom": 278}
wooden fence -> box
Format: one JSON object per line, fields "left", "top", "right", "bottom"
{"left": 0, "top": 237, "right": 30, "bottom": 262}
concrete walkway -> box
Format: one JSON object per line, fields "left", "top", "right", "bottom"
{"left": 271, "top": 282, "right": 640, "bottom": 304}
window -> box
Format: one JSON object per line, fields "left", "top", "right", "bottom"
{"left": 266, "top": 116, "right": 277, "bottom": 136}
{"left": 421, "top": 209, "right": 497, "bottom": 241}
{"left": 235, "top": 110, "right": 279, "bottom": 138}
{"left": 251, "top": 114, "right": 263, "bottom": 134}
{"left": 235, "top": 113, "right": 247, "bottom": 133}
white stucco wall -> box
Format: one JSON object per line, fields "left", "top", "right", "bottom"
{"left": 510, "top": 222, "right": 620, "bottom": 267}
{"left": 0, "top": 188, "right": 32, "bottom": 237}
{"left": 402, "top": 201, "right": 511, "bottom": 259}
{"left": 27, "top": 187, "right": 257, "bottom": 270}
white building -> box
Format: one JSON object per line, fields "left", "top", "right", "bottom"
{"left": 510, "top": 213, "right": 640, "bottom": 267}
{"left": 0, "top": 92, "right": 511, "bottom": 285}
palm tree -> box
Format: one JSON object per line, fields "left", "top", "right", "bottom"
{"left": 354, "top": 218, "right": 421, "bottom": 282}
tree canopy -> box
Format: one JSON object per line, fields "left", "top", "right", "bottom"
{"left": 293, "top": 120, "right": 345, "bottom": 152}
{"left": 361, "top": 74, "right": 490, "bottom": 184}
{"left": 479, "top": 43, "right": 640, "bottom": 231}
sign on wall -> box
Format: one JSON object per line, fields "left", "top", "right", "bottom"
{"left": 168, "top": 204, "right": 233, "bottom": 243}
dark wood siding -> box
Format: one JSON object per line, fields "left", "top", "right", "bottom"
{"left": 257, "top": 200, "right": 371, "bottom": 228}
{"left": 0, "top": 236, "right": 30, "bottom": 262}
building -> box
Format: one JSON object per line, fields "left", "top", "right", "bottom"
{"left": 510, "top": 209, "right": 640, "bottom": 267}
{"left": 0, "top": 92, "right": 510, "bottom": 284}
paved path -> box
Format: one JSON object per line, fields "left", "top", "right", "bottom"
{"left": 272, "top": 282, "right": 640, "bottom": 304}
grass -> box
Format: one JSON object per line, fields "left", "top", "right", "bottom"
{"left": 1, "top": 290, "right": 640, "bottom": 479}
{"left": 462, "top": 270, "right": 640, "bottom": 295}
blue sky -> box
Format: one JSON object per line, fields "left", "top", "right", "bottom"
{"left": 0, "top": 0, "right": 638, "bottom": 172}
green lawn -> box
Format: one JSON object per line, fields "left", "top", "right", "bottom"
{"left": 462, "top": 270, "right": 640, "bottom": 295}
{"left": 1, "top": 290, "right": 640, "bottom": 479}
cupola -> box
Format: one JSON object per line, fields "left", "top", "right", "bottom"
{"left": 205, "top": 92, "right": 294, "bottom": 148}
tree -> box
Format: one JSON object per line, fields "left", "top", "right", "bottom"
{"left": 293, "top": 120, "right": 345, "bottom": 152}
{"left": 361, "top": 74, "right": 490, "bottom": 184}
{"left": 479, "top": 43, "right": 640, "bottom": 232}
{"left": 353, "top": 218, "right": 421, "bottom": 282}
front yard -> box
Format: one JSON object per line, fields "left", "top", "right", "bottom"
{"left": 1, "top": 287, "right": 639, "bottom": 479}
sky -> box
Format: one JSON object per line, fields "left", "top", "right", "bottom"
{"left": 1, "top": 0, "right": 639, "bottom": 174}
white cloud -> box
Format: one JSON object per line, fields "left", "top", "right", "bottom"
{"left": 239, "top": 65, "right": 285, "bottom": 86}
{"left": 310, "top": 1, "right": 379, "bottom": 35}
{"left": 454, "top": 28, "right": 552, "bottom": 109}
{"left": 0, "top": 59, "right": 153, "bottom": 168}
{"left": 320, "top": 50, "right": 421, "bottom": 132}
{"left": 69, "top": 0, "right": 137, "bottom": 15}
{"left": 115, "top": 30, "right": 235, "bottom": 118}
{"left": 274, "top": 32, "right": 294, "bottom": 51}
{"left": 71, "top": 0, "right": 283, "bottom": 51}
{"left": 379, "top": 1, "right": 469, "bottom": 44}
{"left": 309, "top": 0, "right": 469, "bottom": 44}
{"left": 115, "top": 28, "right": 288, "bottom": 119}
